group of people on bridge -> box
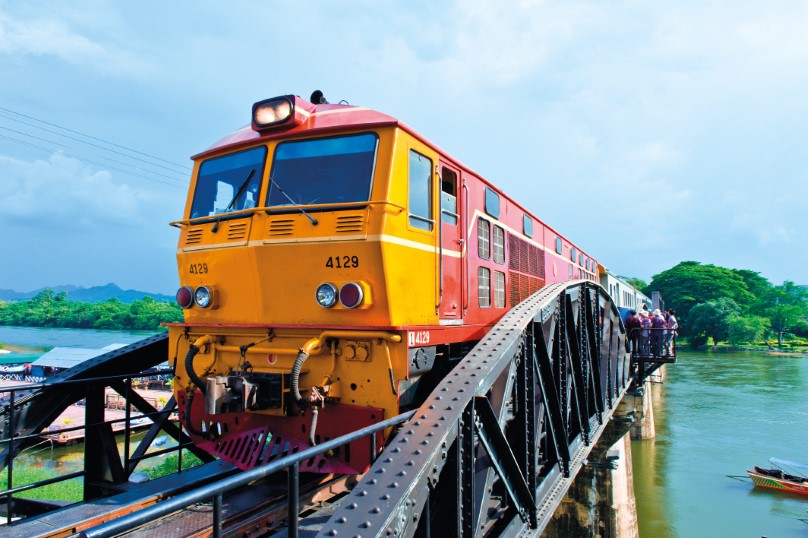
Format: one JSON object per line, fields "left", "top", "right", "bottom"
{"left": 625, "top": 306, "right": 678, "bottom": 358}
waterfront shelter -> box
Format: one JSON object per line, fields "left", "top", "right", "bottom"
{"left": 29, "top": 344, "right": 127, "bottom": 378}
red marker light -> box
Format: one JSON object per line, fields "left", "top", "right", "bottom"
{"left": 176, "top": 286, "right": 194, "bottom": 309}
{"left": 339, "top": 282, "right": 363, "bottom": 309}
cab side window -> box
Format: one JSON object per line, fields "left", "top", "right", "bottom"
{"left": 409, "top": 150, "right": 433, "bottom": 231}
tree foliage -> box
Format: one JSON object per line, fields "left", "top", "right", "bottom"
{"left": 0, "top": 290, "right": 183, "bottom": 331}
{"left": 687, "top": 298, "right": 742, "bottom": 345}
{"left": 646, "top": 261, "right": 808, "bottom": 346}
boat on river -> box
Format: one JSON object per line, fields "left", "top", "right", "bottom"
{"left": 747, "top": 458, "right": 808, "bottom": 496}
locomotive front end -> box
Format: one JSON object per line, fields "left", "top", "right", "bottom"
{"left": 167, "top": 93, "right": 440, "bottom": 473}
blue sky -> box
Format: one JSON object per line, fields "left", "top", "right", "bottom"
{"left": 1, "top": 1, "right": 806, "bottom": 295}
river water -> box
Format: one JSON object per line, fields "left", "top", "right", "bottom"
{"left": 633, "top": 349, "right": 808, "bottom": 537}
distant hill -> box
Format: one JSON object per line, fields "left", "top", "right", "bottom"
{"left": 0, "top": 283, "right": 174, "bottom": 304}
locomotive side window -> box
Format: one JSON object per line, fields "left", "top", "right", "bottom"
{"left": 494, "top": 271, "right": 506, "bottom": 308}
{"left": 478, "top": 218, "right": 491, "bottom": 259}
{"left": 485, "top": 188, "right": 500, "bottom": 218}
{"left": 570, "top": 247, "right": 577, "bottom": 262}
{"left": 408, "top": 150, "right": 434, "bottom": 231}
{"left": 555, "top": 237, "right": 563, "bottom": 254}
{"left": 579, "top": 252, "right": 584, "bottom": 266}
{"left": 478, "top": 267, "right": 491, "bottom": 308}
{"left": 523, "top": 215, "right": 533, "bottom": 238}
{"left": 441, "top": 167, "right": 458, "bottom": 225}
{"left": 493, "top": 225, "right": 505, "bottom": 264}
{"left": 268, "top": 133, "right": 378, "bottom": 208}
{"left": 191, "top": 146, "right": 267, "bottom": 219}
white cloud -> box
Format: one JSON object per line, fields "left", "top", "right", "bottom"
{"left": 0, "top": 152, "right": 149, "bottom": 228}
{"left": 0, "top": 8, "right": 150, "bottom": 77}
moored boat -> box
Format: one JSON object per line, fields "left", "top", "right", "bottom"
{"left": 747, "top": 458, "right": 808, "bottom": 496}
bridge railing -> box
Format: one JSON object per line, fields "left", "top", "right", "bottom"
{"left": 0, "top": 368, "right": 201, "bottom": 524}
{"left": 77, "top": 410, "right": 417, "bottom": 538}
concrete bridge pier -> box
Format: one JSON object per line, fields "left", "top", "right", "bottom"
{"left": 545, "top": 365, "right": 665, "bottom": 537}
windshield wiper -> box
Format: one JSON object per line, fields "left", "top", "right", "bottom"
{"left": 268, "top": 175, "right": 318, "bottom": 226}
{"left": 211, "top": 169, "right": 255, "bottom": 233}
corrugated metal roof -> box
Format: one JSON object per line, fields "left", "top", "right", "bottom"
{"left": 32, "top": 344, "right": 127, "bottom": 369}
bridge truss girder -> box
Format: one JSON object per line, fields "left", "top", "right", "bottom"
{"left": 318, "top": 281, "right": 631, "bottom": 537}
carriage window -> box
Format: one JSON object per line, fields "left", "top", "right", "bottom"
{"left": 268, "top": 133, "right": 378, "bottom": 209}
{"left": 494, "top": 271, "right": 506, "bottom": 308}
{"left": 478, "top": 218, "right": 491, "bottom": 259}
{"left": 407, "top": 150, "right": 434, "bottom": 231}
{"left": 555, "top": 237, "right": 563, "bottom": 255}
{"left": 485, "top": 188, "right": 500, "bottom": 218}
{"left": 191, "top": 146, "right": 267, "bottom": 219}
{"left": 523, "top": 215, "right": 533, "bottom": 238}
{"left": 493, "top": 225, "right": 505, "bottom": 264}
{"left": 478, "top": 267, "right": 491, "bottom": 308}
{"left": 441, "top": 167, "right": 458, "bottom": 225}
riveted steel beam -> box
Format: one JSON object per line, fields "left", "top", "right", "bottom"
{"left": 317, "top": 282, "right": 631, "bottom": 538}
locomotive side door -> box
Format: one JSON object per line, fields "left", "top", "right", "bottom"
{"left": 438, "top": 163, "right": 463, "bottom": 321}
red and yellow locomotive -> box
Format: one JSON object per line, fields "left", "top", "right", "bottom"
{"left": 168, "top": 91, "right": 600, "bottom": 473}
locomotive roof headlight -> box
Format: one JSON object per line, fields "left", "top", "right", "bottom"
{"left": 194, "top": 286, "right": 214, "bottom": 309}
{"left": 252, "top": 97, "right": 293, "bottom": 130}
{"left": 316, "top": 283, "right": 338, "bottom": 308}
{"left": 339, "top": 282, "right": 364, "bottom": 309}
{"left": 176, "top": 286, "right": 194, "bottom": 309}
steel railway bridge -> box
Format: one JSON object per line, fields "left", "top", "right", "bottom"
{"left": 0, "top": 281, "right": 674, "bottom": 537}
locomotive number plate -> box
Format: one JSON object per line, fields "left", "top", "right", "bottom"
{"left": 325, "top": 256, "right": 359, "bottom": 268}
{"left": 408, "top": 331, "right": 431, "bottom": 346}
{"left": 189, "top": 262, "right": 208, "bottom": 274}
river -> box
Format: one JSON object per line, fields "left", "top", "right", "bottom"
{"left": 633, "top": 349, "right": 808, "bottom": 537}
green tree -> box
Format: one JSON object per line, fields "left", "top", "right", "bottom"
{"left": 762, "top": 281, "right": 808, "bottom": 346}
{"left": 624, "top": 277, "right": 648, "bottom": 291}
{"left": 726, "top": 314, "right": 769, "bottom": 346}
{"left": 688, "top": 298, "right": 742, "bottom": 345}
{"left": 645, "top": 261, "right": 756, "bottom": 333}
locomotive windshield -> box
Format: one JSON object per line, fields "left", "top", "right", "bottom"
{"left": 190, "top": 146, "right": 267, "bottom": 219}
{"left": 267, "top": 133, "right": 378, "bottom": 207}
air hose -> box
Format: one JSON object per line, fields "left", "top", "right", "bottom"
{"left": 185, "top": 335, "right": 213, "bottom": 395}
{"left": 291, "top": 349, "right": 309, "bottom": 410}
{"left": 291, "top": 337, "right": 323, "bottom": 411}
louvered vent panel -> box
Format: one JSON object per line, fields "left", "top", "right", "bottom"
{"left": 227, "top": 222, "right": 248, "bottom": 241}
{"left": 336, "top": 213, "right": 366, "bottom": 233}
{"left": 268, "top": 219, "right": 295, "bottom": 236}
{"left": 508, "top": 234, "right": 520, "bottom": 271}
{"left": 185, "top": 228, "right": 203, "bottom": 245}
{"left": 509, "top": 271, "right": 521, "bottom": 307}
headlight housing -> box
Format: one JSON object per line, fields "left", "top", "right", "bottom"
{"left": 315, "top": 283, "right": 338, "bottom": 308}
{"left": 194, "top": 286, "right": 214, "bottom": 308}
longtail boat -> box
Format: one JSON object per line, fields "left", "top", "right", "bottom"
{"left": 747, "top": 458, "right": 808, "bottom": 496}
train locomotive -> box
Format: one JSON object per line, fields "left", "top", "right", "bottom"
{"left": 168, "top": 91, "right": 601, "bottom": 474}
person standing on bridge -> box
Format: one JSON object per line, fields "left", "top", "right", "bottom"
{"left": 625, "top": 310, "right": 641, "bottom": 354}
{"left": 651, "top": 309, "right": 666, "bottom": 356}
{"left": 639, "top": 311, "right": 651, "bottom": 356}
{"left": 664, "top": 309, "right": 678, "bottom": 356}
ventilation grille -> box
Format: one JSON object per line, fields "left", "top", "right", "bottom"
{"left": 268, "top": 219, "right": 295, "bottom": 236}
{"left": 508, "top": 234, "right": 545, "bottom": 278}
{"left": 509, "top": 272, "right": 545, "bottom": 307}
{"left": 185, "top": 228, "right": 203, "bottom": 245}
{"left": 336, "top": 213, "right": 366, "bottom": 233}
{"left": 227, "top": 221, "right": 249, "bottom": 241}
